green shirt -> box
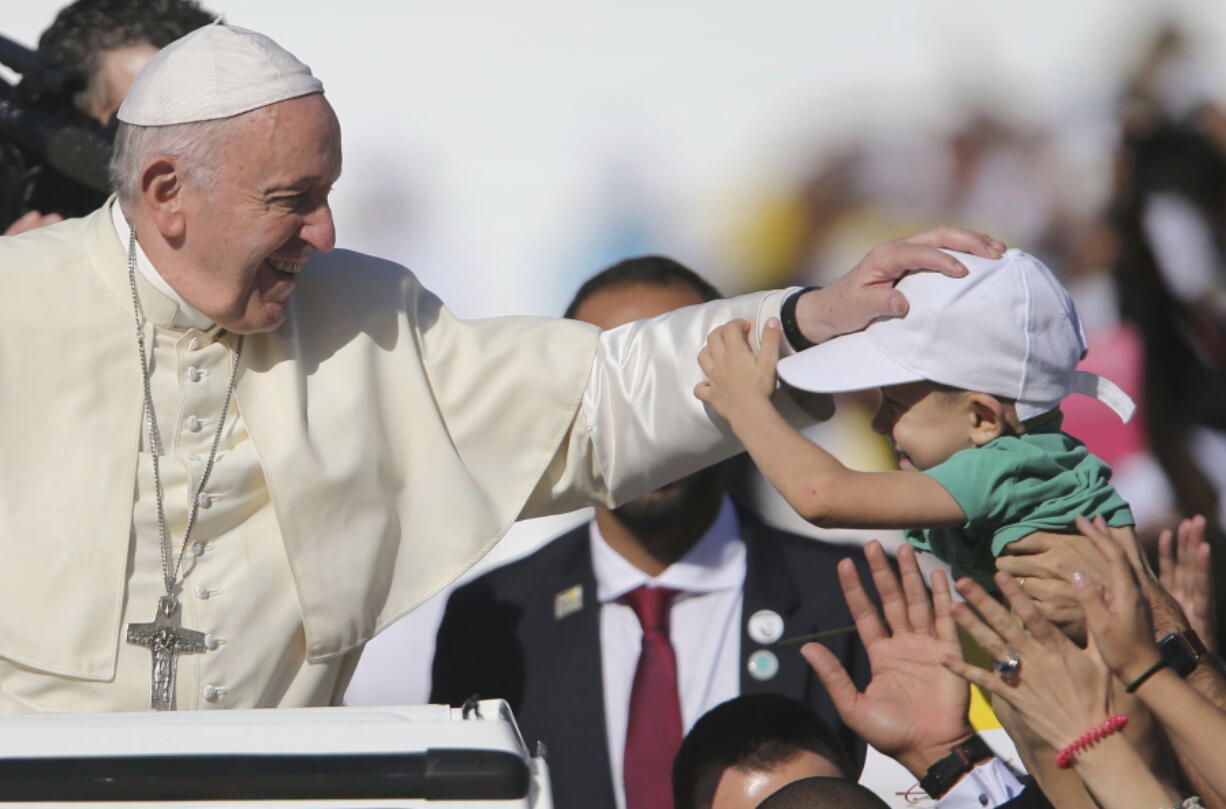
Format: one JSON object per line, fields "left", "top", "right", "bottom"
{"left": 904, "top": 419, "right": 1134, "bottom": 590}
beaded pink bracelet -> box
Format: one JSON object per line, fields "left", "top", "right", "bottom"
{"left": 1055, "top": 714, "right": 1128, "bottom": 769}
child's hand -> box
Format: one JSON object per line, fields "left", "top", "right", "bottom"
{"left": 694, "top": 318, "right": 780, "bottom": 421}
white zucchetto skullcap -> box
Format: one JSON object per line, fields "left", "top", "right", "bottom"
{"left": 117, "top": 22, "right": 325, "bottom": 126}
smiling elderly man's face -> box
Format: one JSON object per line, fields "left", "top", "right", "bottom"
{"left": 172, "top": 93, "right": 342, "bottom": 334}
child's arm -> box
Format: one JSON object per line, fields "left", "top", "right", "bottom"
{"left": 695, "top": 319, "right": 965, "bottom": 529}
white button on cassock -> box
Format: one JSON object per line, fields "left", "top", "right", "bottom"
{"left": 194, "top": 585, "right": 210, "bottom": 600}
{"left": 191, "top": 541, "right": 205, "bottom": 556}
{"left": 202, "top": 685, "right": 221, "bottom": 702}
{"left": 204, "top": 634, "right": 220, "bottom": 651}
{"left": 197, "top": 492, "right": 212, "bottom": 509}
{"left": 187, "top": 366, "right": 201, "bottom": 382}
{"left": 187, "top": 416, "right": 202, "bottom": 432}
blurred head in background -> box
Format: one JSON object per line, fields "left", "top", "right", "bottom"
{"left": 38, "top": 0, "right": 216, "bottom": 126}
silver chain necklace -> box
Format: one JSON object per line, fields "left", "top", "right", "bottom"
{"left": 122, "top": 226, "right": 244, "bottom": 710}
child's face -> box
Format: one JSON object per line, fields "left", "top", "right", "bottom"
{"left": 870, "top": 381, "right": 976, "bottom": 471}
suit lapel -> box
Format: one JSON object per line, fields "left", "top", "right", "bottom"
{"left": 738, "top": 513, "right": 809, "bottom": 699}
{"left": 533, "top": 528, "right": 618, "bottom": 809}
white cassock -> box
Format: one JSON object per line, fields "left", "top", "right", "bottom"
{"left": 0, "top": 199, "right": 809, "bottom": 712}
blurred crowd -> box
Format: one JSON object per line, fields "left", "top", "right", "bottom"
{"left": 722, "top": 22, "right": 1226, "bottom": 648}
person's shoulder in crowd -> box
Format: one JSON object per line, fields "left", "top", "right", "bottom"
{"left": 429, "top": 521, "right": 590, "bottom": 709}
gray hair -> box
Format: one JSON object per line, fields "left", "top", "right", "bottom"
{"left": 108, "top": 117, "right": 238, "bottom": 207}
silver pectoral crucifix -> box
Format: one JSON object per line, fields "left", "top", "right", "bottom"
{"left": 126, "top": 595, "right": 207, "bottom": 711}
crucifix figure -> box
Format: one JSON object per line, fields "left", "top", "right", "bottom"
{"left": 126, "top": 595, "right": 207, "bottom": 710}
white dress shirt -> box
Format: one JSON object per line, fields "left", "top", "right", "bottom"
{"left": 937, "top": 758, "right": 1025, "bottom": 809}
{"left": 111, "top": 202, "right": 214, "bottom": 331}
{"left": 591, "top": 496, "right": 746, "bottom": 809}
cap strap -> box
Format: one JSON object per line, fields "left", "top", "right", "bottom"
{"left": 1071, "top": 370, "right": 1136, "bottom": 423}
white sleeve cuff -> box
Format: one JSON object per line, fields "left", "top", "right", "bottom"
{"left": 934, "top": 758, "right": 1025, "bottom": 809}
{"left": 581, "top": 288, "right": 796, "bottom": 505}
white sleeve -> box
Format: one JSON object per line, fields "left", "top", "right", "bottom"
{"left": 519, "top": 287, "right": 832, "bottom": 517}
{"left": 935, "top": 758, "right": 1025, "bottom": 809}
{"left": 584, "top": 287, "right": 796, "bottom": 506}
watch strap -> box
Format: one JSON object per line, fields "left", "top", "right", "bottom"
{"left": 1181, "top": 629, "right": 1208, "bottom": 659}
{"left": 780, "top": 287, "right": 819, "bottom": 351}
{"left": 919, "top": 734, "right": 994, "bottom": 799}
{"left": 1124, "top": 658, "right": 1169, "bottom": 693}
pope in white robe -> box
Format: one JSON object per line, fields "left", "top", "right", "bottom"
{"left": 0, "top": 23, "right": 1003, "bottom": 713}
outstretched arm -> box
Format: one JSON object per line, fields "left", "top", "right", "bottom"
{"left": 524, "top": 227, "right": 1004, "bottom": 517}
{"left": 943, "top": 572, "right": 1180, "bottom": 809}
{"left": 1073, "top": 516, "right": 1226, "bottom": 804}
{"left": 695, "top": 320, "right": 965, "bottom": 529}
{"left": 994, "top": 518, "right": 1226, "bottom": 791}
{"left": 800, "top": 541, "right": 1029, "bottom": 807}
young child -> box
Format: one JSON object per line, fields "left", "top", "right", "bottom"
{"left": 695, "top": 248, "right": 1137, "bottom": 590}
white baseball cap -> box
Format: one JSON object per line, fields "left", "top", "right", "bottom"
{"left": 118, "top": 22, "right": 324, "bottom": 126}
{"left": 777, "top": 248, "right": 1136, "bottom": 422}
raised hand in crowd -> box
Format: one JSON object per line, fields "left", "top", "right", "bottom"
{"left": 943, "top": 569, "right": 1182, "bottom": 809}
{"left": 3, "top": 210, "right": 64, "bottom": 236}
{"left": 800, "top": 543, "right": 976, "bottom": 782}
{"left": 1157, "top": 515, "right": 1216, "bottom": 654}
{"left": 995, "top": 518, "right": 1221, "bottom": 686}
{"left": 996, "top": 515, "right": 1226, "bottom": 809}
{"left": 1073, "top": 516, "right": 1226, "bottom": 806}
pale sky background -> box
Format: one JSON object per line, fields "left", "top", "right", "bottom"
{"left": 5, "top": 0, "right": 1225, "bottom": 730}
{"left": 8, "top": 0, "right": 1226, "bottom": 318}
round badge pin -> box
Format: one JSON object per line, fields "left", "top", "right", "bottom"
{"left": 747, "top": 649, "right": 779, "bottom": 681}
{"left": 747, "top": 609, "right": 784, "bottom": 645}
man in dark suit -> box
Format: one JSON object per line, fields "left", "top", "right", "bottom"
{"left": 431, "top": 257, "right": 871, "bottom": 809}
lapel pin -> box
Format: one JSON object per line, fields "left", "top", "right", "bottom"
{"left": 747, "top": 649, "right": 779, "bottom": 681}
{"left": 554, "top": 584, "right": 583, "bottom": 620}
{"left": 748, "top": 609, "right": 785, "bottom": 645}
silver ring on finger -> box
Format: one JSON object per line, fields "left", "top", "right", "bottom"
{"left": 992, "top": 650, "right": 1022, "bottom": 684}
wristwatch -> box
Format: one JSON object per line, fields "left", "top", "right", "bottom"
{"left": 1157, "top": 629, "right": 1208, "bottom": 677}
{"left": 919, "top": 734, "right": 994, "bottom": 799}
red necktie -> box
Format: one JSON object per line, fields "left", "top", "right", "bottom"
{"left": 622, "top": 586, "right": 683, "bottom": 809}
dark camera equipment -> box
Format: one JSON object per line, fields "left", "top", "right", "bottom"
{"left": 0, "top": 32, "right": 115, "bottom": 231}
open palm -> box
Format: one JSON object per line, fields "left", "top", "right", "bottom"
{"left": 802, "top": 542, "right": 974, "bottom": 775}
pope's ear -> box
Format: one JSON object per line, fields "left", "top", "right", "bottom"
{"left": 966, "top": 392, "right": 1008, "bottom": 446}
{"left": 138, "top": 157, "right": 186, "bottom": 240}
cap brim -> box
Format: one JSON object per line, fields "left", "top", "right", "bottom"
{"left": 778, "top": 331, "right": 924, "bottom": 393}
